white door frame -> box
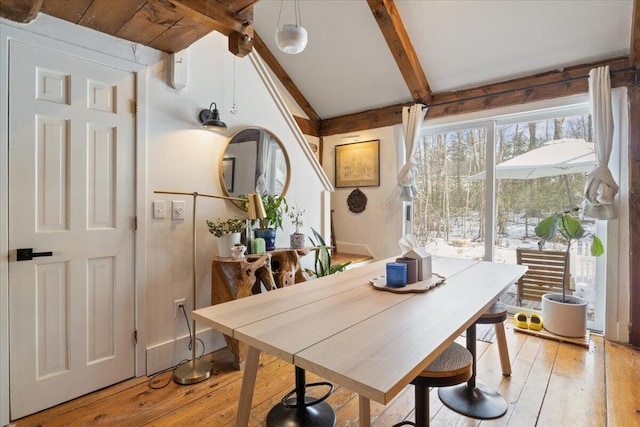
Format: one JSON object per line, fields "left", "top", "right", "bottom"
{"left": 0, "top": 17, "right": 152, "bottom": 425}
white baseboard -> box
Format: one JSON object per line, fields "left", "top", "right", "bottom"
{"left": 146, "top": 328, "right": 227, "bottom": 375}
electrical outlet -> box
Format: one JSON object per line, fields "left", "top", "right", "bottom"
{"left": 174, "top": 298, "right": 186, "bottom": 318}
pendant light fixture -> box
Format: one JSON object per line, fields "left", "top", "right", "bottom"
{"left": 275, "top": 0, "right": 307, "bottom": 54}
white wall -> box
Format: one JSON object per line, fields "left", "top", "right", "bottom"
{"left": 144, "top": 33, "right": 329, "bottom": 372}
{"left": 0, "top": 15, "right": 330, "bottom": 422}
{"left": 322, "top": 127, "right": 404, "bottom": 260}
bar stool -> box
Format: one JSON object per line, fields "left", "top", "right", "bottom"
{"left": 438, "top": 301, "right": 509, "bottom": 420}
{"left": 266, "top": 366, "right": 335, "bottom": 427}
{"left": 393, "top": 342, "right": 473, "bottom": 427}
{"left": 478, "top": 301, "right": 511, "bottom": 376}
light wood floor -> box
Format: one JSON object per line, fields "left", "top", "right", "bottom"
{"left": 12, "top": 321, "right": 640, "bottom": 427}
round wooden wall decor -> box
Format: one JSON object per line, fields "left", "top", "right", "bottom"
{"left": 347, "top": 188, "right": 367, "bottom": 213}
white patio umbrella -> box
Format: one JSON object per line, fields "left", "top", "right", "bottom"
{"left": 468, "top": 138, "right": 595, "bottom": 180}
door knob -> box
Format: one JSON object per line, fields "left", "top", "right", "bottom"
{"left": 16, "top": 248, "right": 53, "bottom": 261}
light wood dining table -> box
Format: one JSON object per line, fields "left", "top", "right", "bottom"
{"left": 194, "top": 256, "right": 527, "bottom": 427}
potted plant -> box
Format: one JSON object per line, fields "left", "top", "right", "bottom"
{"left": 288, "top": 205, "right": 306, "bottom": 249}
{"left": 535, "top": 207, "right": 604, "bottom": 337}
{"left": 308, "top": 228, "right": 351, "bottom": 277}
{"left": 206, "top": 216, "right": 245, "bottom": 257}
{"left": 242, "top": 193, "right": 288, "bottom": 251}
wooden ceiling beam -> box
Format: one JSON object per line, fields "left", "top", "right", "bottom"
{"left": 294, "top": 116, "right": 321, "bottom": 137}
{"left": 321, "top": 103, "right": 407, "bottom": 136}
{"left": 155, "top": 0, "right": 257, "bottom": 56}
{"left": 159, "top": 0, "right": 254, "bottom": 35}
{"left": 366, "top": 0, "right": 432, "bottom": 104}
{"left": 631, "top": 0, "right": 640, "bottom": 69}
{"left": 320, "top": 56, "right": 632, "bottom": 136}
{"left": 429, "top": 56, "right": 631, "bottom": 118}
{"left": 254, "top": 32, "right": 321, "bottom": 123}
{"left": 0, "top": 0, "right": 43, "bottom": 23}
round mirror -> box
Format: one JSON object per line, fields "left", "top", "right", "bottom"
{"left": 219, "top": 127, "right": 291, "bottom": 206}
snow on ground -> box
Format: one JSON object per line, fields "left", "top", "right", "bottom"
{"left": 417, "top": 220, "right": 598, "bottom": 320}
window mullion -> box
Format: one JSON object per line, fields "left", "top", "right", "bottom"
{"left": 484, "top": 121, "right": 496, "bottom": 261}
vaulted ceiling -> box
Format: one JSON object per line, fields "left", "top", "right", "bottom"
{"left": 2, "top": 0, "right": 639, "bottom": 137}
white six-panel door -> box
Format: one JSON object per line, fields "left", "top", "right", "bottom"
{"left": 8, "top": 40, "right": 136, "bottom": 419}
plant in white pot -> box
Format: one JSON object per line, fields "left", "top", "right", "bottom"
{"left": 535, "top": 207, "right": 604, "bottom": 337}
{"left": 288, "top": 205, "right": 306, "bottom": 249}
{"left": 206, "top": 216, "right": 245, "bottom": 258}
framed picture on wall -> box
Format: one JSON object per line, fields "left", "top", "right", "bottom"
{"left": 222, "top": 157, "right": 235, "bottom": 193}
{"left": 334, "top": 140, "right": 380, "bottom": 188}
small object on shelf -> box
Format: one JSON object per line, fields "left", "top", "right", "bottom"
{"left": 231, "top": 244, "right": 246, "bottom": 259}
{"left": 216, "top": 232, "right": 241, "bottom": 258}
{"left": 290, "top": 233, "right": 306, "bottom": 249}
{"left": 253, "top": 237, "right": 266, "bottom": 254}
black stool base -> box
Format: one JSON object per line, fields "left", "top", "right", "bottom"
{"left": 267, "top": 398, "right": 336, "bottom": 427}
{"left": 438, "top": 383, "right": 507, "bottom": 419}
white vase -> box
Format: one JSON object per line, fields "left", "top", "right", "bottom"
{"left": 541, "top": 293, "right": 587, "bottom": 338}
{"left": 216, "top": 232, "right": 241, "bottom": 258}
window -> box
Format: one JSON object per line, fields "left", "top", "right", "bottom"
{"left": 414, "top": 127, "right": 487, "bottom": 259}
{"left": 412, "top": 100, "right": 617, "bottom": 332}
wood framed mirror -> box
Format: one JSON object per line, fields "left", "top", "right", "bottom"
{"left": 219, "top": 127, "right": 291, "bottom": 207}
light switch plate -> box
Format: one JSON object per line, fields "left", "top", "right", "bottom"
{"left": 153, "top": 200, "right": 165, "bottom": 219}
{"left": 172, "top": 200, "right": 185, "bottom": 220}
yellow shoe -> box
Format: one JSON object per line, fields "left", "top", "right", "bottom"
{"left": 514, "top": 312, "right": 528, "bottom": 329}
{"left": 529, "top": 313, "right": 543, "bottom": 331}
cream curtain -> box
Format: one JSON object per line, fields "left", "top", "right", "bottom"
{"left": 396, "top": 103, "right": 427, "bottom": 200}
{"left": 255, "top": 131, "right": 269, "bottom": 193}
{"left": 583, "top": 66, "right": 618, "bottom": 219}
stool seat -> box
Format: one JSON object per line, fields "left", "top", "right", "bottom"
{"left": 476, "top": 300, "right": 508, "bottom": 324}
{"left": 393, "top": 342, "right": 473, "bottom": 427}
{"left": 413, "top": 342, "right": 473, "bottom": 387}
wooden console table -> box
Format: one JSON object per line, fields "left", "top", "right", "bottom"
{"left": 211, "top": 249, "right": 311, "bottom": 368}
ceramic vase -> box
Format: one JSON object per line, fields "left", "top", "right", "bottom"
{"left": 254, "top": 228, "right": 277, "bottom": 251}
{"left": 541, "top": 293, "right": 587, "bottom": 338}
{"left": 290, "top": 233, "right": 305, "bottom": 249}
{"left": 216, "top": 232, "right": 241, "bottom": 258}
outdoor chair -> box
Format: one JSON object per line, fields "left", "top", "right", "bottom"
{"left": 516, "top": 248, "right": 569, "bottom": 306}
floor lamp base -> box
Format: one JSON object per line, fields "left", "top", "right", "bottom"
{"left": 173, "top": 358, "right": 214, "bottom": 385}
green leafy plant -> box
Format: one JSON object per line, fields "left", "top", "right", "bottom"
{"left": 308, "top": 228, "right": 351, "bottom": 277}
{"left": 288, "top": 205, "right": 305, "bottom": 234}
{"left": 206, "top": 216, "right": 245, "bottom": 237}
{"left": 535, "top": 207, "right": 604, "bottom": 302}
{"left": 240, "top": 193, "right": 288, "bottom": 230}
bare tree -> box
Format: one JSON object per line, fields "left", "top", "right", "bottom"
{"left": 528, "top": 121, "right": 537, "bottom": 149}
{"left": 553, "top": 118, "right": 565, "bottom": 139}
